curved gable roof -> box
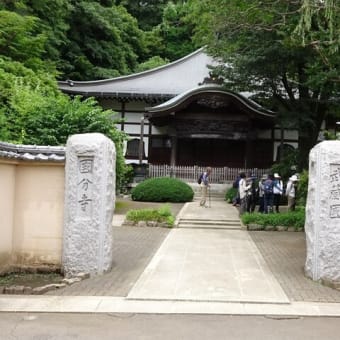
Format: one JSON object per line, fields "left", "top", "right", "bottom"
{"left": 58, "top": 48, "right": 217, "bottom": 99}
{"left": 145, "top": 86, "right": 275, "bottom": 123}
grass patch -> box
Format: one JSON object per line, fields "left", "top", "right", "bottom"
{"left": 126, "top": 204, "right": 175, "bottom": 227}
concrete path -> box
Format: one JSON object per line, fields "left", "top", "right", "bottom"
{"left": 128, "top": 201, "right": 288, "bottom": 303}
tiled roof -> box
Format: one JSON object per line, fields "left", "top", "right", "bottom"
{"left": 0, "top": 142, "right": 65, "bottom": 162}
{"left": 58, "top": 48, "right": 217, "bottom": 99}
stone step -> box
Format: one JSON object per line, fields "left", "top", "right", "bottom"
{"left": 179, "top": 219, "right": 240, "bottom": 225}
{"left": 177, "top": 218, "right": 242, "bottom": 230}
{"left": 177, "top": 223, "right": 241, "bottom": 230}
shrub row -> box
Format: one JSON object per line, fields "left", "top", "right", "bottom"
{"left": 241, "top": 208, "right": 305, "bottom": 230}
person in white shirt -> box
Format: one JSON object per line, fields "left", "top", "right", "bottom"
{"left": 273, "top": 173, "right": 283, "bottom": 213}
{"left": 286, "top": 174, "right": 299, "bottom": 211}
{"left": 200, "top": 167, "right": 212, "bottom": 207}
{"left": 238, "top": 172, "right": 251, "bottom": 214}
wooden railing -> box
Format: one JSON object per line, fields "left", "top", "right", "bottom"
{"left": 148, "top": 164, "right": 270, "bottom": 183}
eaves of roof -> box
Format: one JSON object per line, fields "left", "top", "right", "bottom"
{"left": 0, "top": 142, "right": 65, "bottom": 162}
{"left": 145, "top": 86, "right": 275, "bottom": 120}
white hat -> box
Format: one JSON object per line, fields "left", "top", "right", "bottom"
{"left": 290, "top": 175, "right": 298, "bottom": 181}
{"left": 274, "top": 173, "right": 280, "bottom": 178}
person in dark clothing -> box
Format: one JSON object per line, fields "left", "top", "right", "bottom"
{"left": 246, "top": 174, "right": 257, "bottom": 213}
{"left": 258, "top": 175, "right": 266, "bottom": 213}
{"left": 263, "top": 174, "right": 274, "bottom": 214}
{"left": 273, "top": 173, "right": 283, "bottom": 213}
{"left": 232, "top": 174, "right": 241, "bottom": 206}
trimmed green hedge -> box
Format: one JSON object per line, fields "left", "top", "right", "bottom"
{"left": 241, "top": 207, "right": 305, "bottom": 230}
{"left": 126, "top": 204, "right": 175, "bottom": 226}
{"left": 131, "top": 177, "right": 194, "bottom": 202}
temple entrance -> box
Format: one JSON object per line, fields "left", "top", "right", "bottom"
{"left": 177, "top": 138, "right": 246, "bottom": 167}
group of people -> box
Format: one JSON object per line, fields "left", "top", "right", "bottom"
{"left": 198, "top": 167, "right": 299, "bottom": 214}
{"left": 234, "top": 172, "right": 299, "bottom": 215}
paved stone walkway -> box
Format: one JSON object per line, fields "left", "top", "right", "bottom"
{"left": 47, "top": 226, "right": 170, "bottom": 296}
{"left": 250, "top": 231, "right": 340, "bottom": 302}
{"left": 47, "top": 199, "right": 340, "bottom": 304}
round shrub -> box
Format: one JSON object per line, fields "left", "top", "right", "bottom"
{"left": 131, "top": 177, "right": 194, "bottom": 202}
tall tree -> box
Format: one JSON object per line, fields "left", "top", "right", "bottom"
{"left": 189, "top": 0, "right": 340, "bottom": 170}
{"left": 156, "top": 1, "right": 197, "bottom": 60}
{"left": 118, "top": 0, "right": 168, "bottom": 31}
{"left": 0, "top": 5, "right": 129, "bottom": 188}
{"left": 58, "top": 1, "right": 148, "bottom": 80}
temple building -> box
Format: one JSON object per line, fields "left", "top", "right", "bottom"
{"left": 58, "top": 48, "right": 298, "bottom": 169}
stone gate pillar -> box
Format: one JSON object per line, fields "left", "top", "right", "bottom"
{"left": 63, "top": 133, "right": 116, "bottom": 277}
{"left": 305, "top": 141, "right": 340, "bottom": 285}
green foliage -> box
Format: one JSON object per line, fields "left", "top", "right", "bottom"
{"left": 58, "top": 1, "right": 148, "bottom": 80}
{"left": 0, "top": 57, "right": 128, "bottom": 192}
{"left": 225, "top": 187, "right": 237, "bottom": 203}
{"left": 126, "top": 204, "right": 175, "bottom": 226}
{"left": 119, "top": 164, "right": 134, "bottom": 194}
{"left": 271, "top": 148, "right": 299, "bottom": 182}
{"left": 131, "top": 177, "right": 194, "bottom": 202}
{"left": 297, "top": 170, "right": 308, "bottom": 207}
{"left": 0, "top": 10, "right": 51, "bottom": 72}
{"left": 119, "top": 0, "right": 168, "bottom": 31}
{"left": 156, "top": 1, "right": 197, "bottom": 61}
{"left": 189, "top": 0, "right": 340, "bottom": 170}
{"left": 241, "top": 208, "right": 305, "bottom": 230}
{"left": 134, "top": 56, "right": 169, "bottom": 72}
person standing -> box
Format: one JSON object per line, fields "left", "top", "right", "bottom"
{"left": 232, "top": 174, "right": 241, "bottom": 206}
{"left": 286, "top": 174, "right": 298, "bottom": 211}
{"left": 246, "top": 174, "right": 257, "bottom": 213}
{"left": 263, "top": 174, "right": 274, "bottom": 214}
{"left": 200, "top": 167, "right": 212, "bottom": 207}
{"left": 258, "top": 174, "right": 267, "bottom": 213}
{"left": 238, "top": 172, "right": 251, "bottom": 215}
{"left": 273, "top": 173, "right": 283, "bottom": 213}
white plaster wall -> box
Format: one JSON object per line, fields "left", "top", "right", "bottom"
{"left": 283, "top": 129, "right": 299, "bottom": 140}
{"left": 256, "top": 130, "right": 272, "bottom": 139}
{"left": 12, "top": 164, "right": 65, "bottom": 265}
{"left": 0, "top": 162, "right": 15, "bottom": 269}
{"left": 151, "top": 126, "right": 169, "bottom": 135}
{"left": 124, "top": 112, "right": 143, "bottom": 123}
{"left": 125, "top": 101, "right": 147, "bottom": 111}
{"left": 124, "top": 123, "right": 148, "bottom": 135}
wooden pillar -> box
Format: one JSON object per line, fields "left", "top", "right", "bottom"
{"left": 120, "top": 101, "right": 125, "bottom": 131}
{"left": 139, "top": 116, "right": 145, "bottom": 164}
{"left": 170, "top": 136, "right": 177, "bottom": 166}
{"left": 244, "top": 121, "right": 253, "bottom": 169}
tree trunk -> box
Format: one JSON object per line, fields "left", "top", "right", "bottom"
{"left": 297, "top": 125, "right": 320, "bottom": 171}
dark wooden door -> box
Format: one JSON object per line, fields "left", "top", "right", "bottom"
{"left": 177, "top": 138, "right": 246, "bottom": 167}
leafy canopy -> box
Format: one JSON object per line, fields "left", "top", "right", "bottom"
{"left": 188, "top": 0, "right": 340, "bottom": 170}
